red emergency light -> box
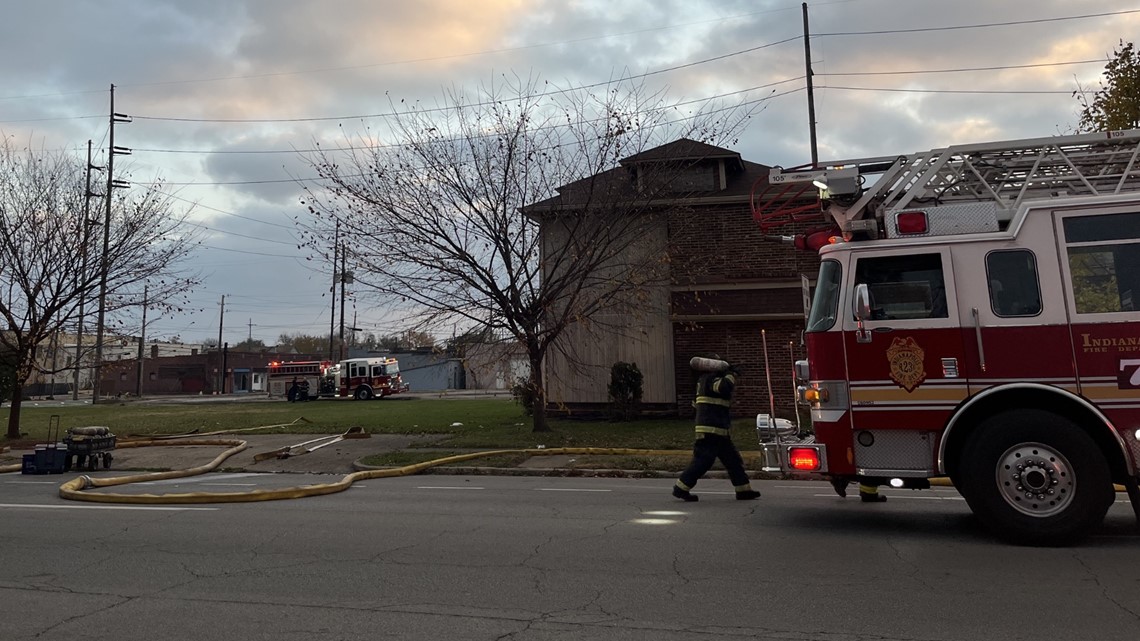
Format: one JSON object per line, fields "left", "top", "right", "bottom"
{"left": 788, "top": 447, "right": 822, "bottom": 471}
{"left": 896, "top": 211, "right": 929, "bottom": 235}
{"left": 793, "top": 226, "right": 842, "bottom": 252}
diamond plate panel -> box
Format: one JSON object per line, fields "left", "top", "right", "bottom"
{"left": 885, "top": 202, "right": 1000, "bottom": 238}
{"left": 854, "top": 430, "right": 935, "bottom": 471}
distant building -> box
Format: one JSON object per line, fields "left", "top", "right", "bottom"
{"left": 97, "top": 348, "right": 325, "bottom": 397}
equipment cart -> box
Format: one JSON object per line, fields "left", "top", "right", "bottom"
{"left": 63, "top": 426, "right": 116, "bottom": 472}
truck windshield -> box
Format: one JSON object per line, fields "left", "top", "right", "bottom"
{"left": 806, "top": 260, "right": 842, "bottom": 332}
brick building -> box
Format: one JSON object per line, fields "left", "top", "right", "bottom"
{"left": 535, "top": 139, "right": 819, "bottom": 420}
{"left": 98, "top": 349, "right": 325, "bottom": 397}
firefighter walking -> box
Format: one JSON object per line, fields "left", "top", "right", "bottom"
{"left": 673, "top": 355, "right": 761, "bottom": 502}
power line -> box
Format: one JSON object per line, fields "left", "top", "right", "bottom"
{"left": 816, "top": 8, "right": 1140, "bottom": 36}
{"left": 138, "top": 86, "right": 804, "bottom": 187}
{"left": 134, "top": 77, "right": 804, "bottom": 156}
{"left": 821, "top": 85, "right": 1076, "bottom": 95}
{"left": 816, "top": 58, "right": 1105, "bottom": 77}
{"left": 164, "top": 191, "right": 298, "bottom": 230}
{"left": 131, "top": 37, "right": 801, "bottom": 124}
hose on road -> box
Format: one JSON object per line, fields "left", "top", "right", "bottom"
{"left": 55, "top": 444, "right": 690, "bottom": 505}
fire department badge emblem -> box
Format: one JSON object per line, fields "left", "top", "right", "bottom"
{"left": 887, "top": 337, "right": 926, "bottom": 392}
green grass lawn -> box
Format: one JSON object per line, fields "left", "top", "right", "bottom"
{"left": 2, "top": 398, "right": 770, "bottom": 475}
{"left": 2, "top": 397, "right": 757, "bottom": 451}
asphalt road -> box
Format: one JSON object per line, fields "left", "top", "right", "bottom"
{"left": 1, "top": 474, "right": 1138, "bottom": 641}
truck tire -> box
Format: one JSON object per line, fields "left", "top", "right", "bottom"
{"left": 354, "top": 386, "right": 374, "bottom": 401}
{"left": 957, "top": 409, "right": 1113, "bottom": 546}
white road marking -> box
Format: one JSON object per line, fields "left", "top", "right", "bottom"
{"left": 537, "top": 488, "right": 612, "bottom": 493}
{"left": 4, "top": 481, "right": 61, "bottom": 484}
{"left": 136, "top": 473, "right": 265, "bottom": 486}
{"left": 812, "top": 494, "right": 965, "bottom": 501}
{"left": 200, "top": 483, "right": 258, "bottom": 487}
{"left": 0, "top": 503, "right": 217, "bottom": 511}
{"left": 417, "top": 486, "right": 484, "bottom": 490}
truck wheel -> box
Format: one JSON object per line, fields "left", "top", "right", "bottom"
{"left": 957, "top": 410, "right": 1113, "bottom": 546}
{"left": 355, "top": 387, "right": 373, "bottom": 401}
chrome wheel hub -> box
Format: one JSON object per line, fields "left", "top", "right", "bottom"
{"left": 996, "top": 442, "right": 1074, "bottom": 517}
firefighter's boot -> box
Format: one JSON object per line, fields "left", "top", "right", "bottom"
{"left": 672, "top": 484, "right": 699, "bottom": 502}
{"left": 859, "top": 483, "right": 886, "bottom": 502}
{"left": 830, "top": 478, "right": 849, "bottom": 498}
{"left": 735, "top": 486, "right": 761, "bottom": 501}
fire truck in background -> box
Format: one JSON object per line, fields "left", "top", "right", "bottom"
{"left": 752, "top": 129, "right": 1140, "bottom": 545}
{"left": 266, "top": 360, "right": 331, "bottom": 401}
{"left": 267, "top": 356, "right": 409, "bottom": 400}
{"left": 324, "top": 356, "right": 409, "bottom": 400}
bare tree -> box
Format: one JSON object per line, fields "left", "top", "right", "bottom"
{"left": 300, "top": 76, "right": 752, "bottom": 431}
{"left": 0, "top": 138, "right": 199, "bottom": 439}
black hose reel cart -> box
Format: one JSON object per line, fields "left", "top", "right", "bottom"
{"left": 63, "top": 426, "right": 116, "bottom": 472}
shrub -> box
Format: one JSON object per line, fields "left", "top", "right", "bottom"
{"left": 510, "top": 377, "right": 536, "bottom": 416}
{"left": 607, "top": 361, "right": 643, "bottom": 421}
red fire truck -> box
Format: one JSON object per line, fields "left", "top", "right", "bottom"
{"left": 752, "top": 129, "right": 1140, "bottom": 545}
{"left": 324, "top": 356, "right": 409, "bottom": 400}
{"left": 266, "top": 360, "right": 331, "bottom": 401}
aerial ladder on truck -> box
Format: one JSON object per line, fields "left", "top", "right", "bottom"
{"left": 752, "top": 129, "right": 1140, "bottom": 243}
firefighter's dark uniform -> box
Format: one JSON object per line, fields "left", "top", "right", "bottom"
{"left": 673, "top": 368, "right": 761, "bottom": 501}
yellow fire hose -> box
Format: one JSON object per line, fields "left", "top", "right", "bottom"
{"left": 55, "top": 445, "right": 690, "bottom": 505}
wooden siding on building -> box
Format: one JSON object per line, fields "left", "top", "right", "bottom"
{"left": 545, "top": 307, "right": 675, "bottom": 405}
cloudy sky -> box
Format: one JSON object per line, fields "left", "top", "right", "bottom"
{"left": 2, "top": 0, "right": 1137, "bottom": 348}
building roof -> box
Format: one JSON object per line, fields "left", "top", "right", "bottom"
{"left": 524, "top": 138, "right": 771, "bottom": 212}
{"left": 619, "top": 138, "right": 743, "bottom": 166}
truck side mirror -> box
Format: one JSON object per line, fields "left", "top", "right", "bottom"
{"left": 852, "top": 283, "right": 871, "bottom": 321}
{"left": 852, "top": 283, "right": 872, "bottom": 343}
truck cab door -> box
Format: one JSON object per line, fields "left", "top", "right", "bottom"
{"left": 841, "top": 247, "right": 970, "bottom": 477}
{"left": 1055, "top": 207, "right": 1140, "bottom": 471}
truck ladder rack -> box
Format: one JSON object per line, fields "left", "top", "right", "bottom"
{"left": 831, "top": 129, "right": 1140, "bottom": 230}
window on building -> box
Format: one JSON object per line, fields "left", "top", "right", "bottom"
{"left": 986, "top": 250, "right": 1042, "bottom": 317}
{"left": 854, "top": 253, "right": 948, "bottom": 320}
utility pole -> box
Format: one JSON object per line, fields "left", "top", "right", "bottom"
{"left": 329, "top": 222, "right": 338, "bottom": 361}
{"left": 247, "top": 318, "right": 254, "bottom": 342}
{"left": 92, "top": 84, "right": 132, "bottom": 403}
{"left": 216, "top": 294, "right": 225, "bottom": 394}
{"left": 802, "top": 2, "right": 819, "bottom": 168}
{"left": 73, "top": 140, "right": 102, "bottom": 400}
{"left": 136, "top": 285, "right": 147, "bottom": 397}
{"left": 339, "top": 241, "right": 347, "bottom": 361}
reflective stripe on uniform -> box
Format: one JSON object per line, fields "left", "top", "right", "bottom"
{"left": 676, "top": 480, "right": 693, "bottom": 491}
{"left": 712, "top": 373, "right": 736, "bottom": 393}
{"left": 694, "top": 425, "right": 731, "bottom": 436}
{"left": 695, "top": 395, "right": 731, "bottom": 407}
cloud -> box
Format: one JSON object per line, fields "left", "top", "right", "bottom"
{"left": 3, "top": 0, "right": 1137, "bottom": 341}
